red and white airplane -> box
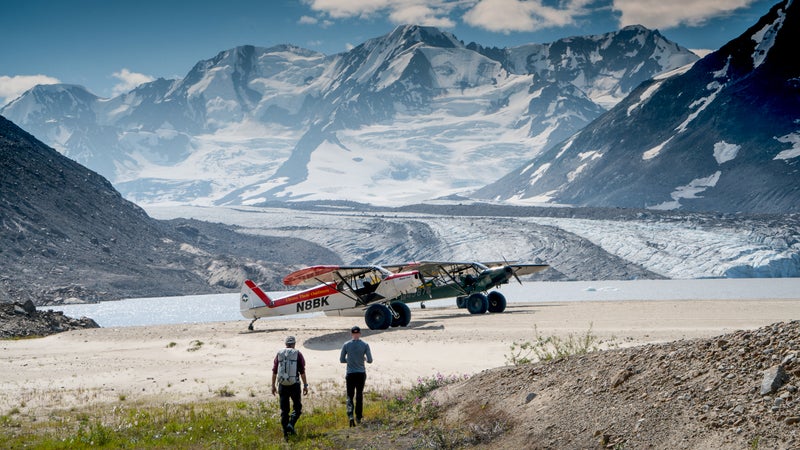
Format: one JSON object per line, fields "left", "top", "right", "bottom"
{"left": 240, "top": 265, "right": 422, "bottom": 331}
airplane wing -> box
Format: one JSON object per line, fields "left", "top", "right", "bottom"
{"left": 385, "top": 261, "right": 548, "bottom": 278}
{"left": 507, "top": 264, "right": 550, "bottom": 276}
{"left": 383, "top": 261, "right": 481, "bottom": 278}
{"left": 283, "top": 265, "right": 382, "bottom": 286}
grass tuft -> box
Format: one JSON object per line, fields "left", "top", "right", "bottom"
{"left": 506, "top": 323, "right": 617, "bottom": 365}
{"left": 0, "top": 373, "right": 495, "bottom": 449}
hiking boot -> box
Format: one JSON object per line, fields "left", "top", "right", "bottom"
{"left": 349, "top": 418, "right": 355, "bottom": 427}
{"left": 286, "top": 423, "right": 295, "bottom": 435}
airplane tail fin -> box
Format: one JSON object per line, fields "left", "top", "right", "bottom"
{"left": 240, "top": 279, "right": 272, "bottom": 313}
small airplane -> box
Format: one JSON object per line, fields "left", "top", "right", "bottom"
{"left": 240, "top": 265, "right": 423, "bottom": 331}
{"left": 383, "top": 261, "right": 549, "bottom": 314}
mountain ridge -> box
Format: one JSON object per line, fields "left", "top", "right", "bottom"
{"left": 1, "top": 24, "right": 697, "bottom": 207}
{"left": 476, "top": 0, "right": 800, "bottom": 214}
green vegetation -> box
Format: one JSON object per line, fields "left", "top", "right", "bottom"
{"left": 0, "top": 374, "right": 479, "bottom": 449}
{"left": 0, "top": 398, "right": 330, "bottom": 449}
{"left": 5, "top": 326, "right": 618, "bottom": 450}
{"left": 505, "top": 323, "right": 617, "bottom": 365}
{"left": 187, "top": 340, "right": 204, "bottom": 352}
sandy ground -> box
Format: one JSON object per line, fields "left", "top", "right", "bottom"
{"left": 2, "top": 299, "right": 799, "bottom": 414}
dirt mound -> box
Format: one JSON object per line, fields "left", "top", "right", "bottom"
{"left": 431, "top": 321, "right": 799, "bottom": 449}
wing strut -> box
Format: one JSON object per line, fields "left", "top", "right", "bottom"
{"left": 332, "top": 272, "right": 372, "bottom": 306}
{"left": 438, "top": 265, "right": 469, "bottom": 296}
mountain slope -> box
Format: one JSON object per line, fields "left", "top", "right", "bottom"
{"left": 0, "top": 26, "right": 697, "bottom": 207}
{"left": 476, "top": 0, "right": 800, "bottom": 213}
{"left": 0, "top": 115, "right": 340, "bottom": 304}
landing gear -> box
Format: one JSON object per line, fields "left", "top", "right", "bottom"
{"left": 365, "top": 303, "right": 392, "bottom": 330}
{"left": 390, "top": 302, "right": 411, "bottom": 327}
{"left": 487, "top": 291, "right": 507, "bottom": 313}
{"left": 248, "top": 318, "right": 258, "bottom": 331}
{"left": 364, "top": 302, "right": 413, "bottom": 330}
{"left": 466, "top": 293, "right": 489, "bottom": 314}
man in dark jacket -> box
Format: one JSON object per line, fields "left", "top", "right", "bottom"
{"left": 339, "top": 326, "right": 373, "bottom": 426}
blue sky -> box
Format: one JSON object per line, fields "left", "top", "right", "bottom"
{"left": 0, "top": 0, "right": 780, "bottom": 106}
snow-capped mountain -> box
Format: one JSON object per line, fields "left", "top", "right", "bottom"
{"left": 1, "top": 25, "right": 696, "bottom": 206}
{"left": 477, "top": 0, "right": 800, "bottom": 214}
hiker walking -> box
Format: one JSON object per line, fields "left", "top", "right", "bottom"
{"left": 272, "top": 335, "right": 309, "bottom": 440}
{"left": 340, "top": 325, "right": 372, "bottom": 426}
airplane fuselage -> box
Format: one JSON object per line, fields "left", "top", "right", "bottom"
{"left": 240, "top": 282, "right": 359, "bottom": 319}
{"left": 397, "top": 266, "right": 514, "bottom": 304}
{"left": 240, "top": 270, "right": 422, "bottom": 320}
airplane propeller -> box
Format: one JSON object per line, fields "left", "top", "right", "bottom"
{"left": 502, "top": 257, "right": 523, "bottom": 285}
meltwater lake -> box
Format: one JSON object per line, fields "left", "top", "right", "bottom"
{"left": 54, "top": 278, "right": 800, "bottom": 328}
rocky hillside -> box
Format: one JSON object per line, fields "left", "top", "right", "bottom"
{"left": 330, "top": 321, "right": 799, "bottom": 448}
{"left": 0, "top": 115, "right": 340, "bottom": 305}
{"left": 425, "top": 321, "right": 799, "bottom": 449}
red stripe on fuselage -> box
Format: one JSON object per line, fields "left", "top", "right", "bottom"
{"left": 270, "top": 283, "right": 339, "bottom": 308}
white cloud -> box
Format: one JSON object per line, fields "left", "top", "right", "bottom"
{"left": 463, "top": 0, "right": 594, "bottom": 33}
{"left": 302, "top": 0, "right": 457, "bottom": 26}
{"left": 299, "top": 15, "right": 318, "bottom": 25}
{"left": 0, "top": 74, "right": 61, "bottom": 107}
{"left": 613, "top": 0, "right": 756, "bottom": 29}
{"left": 111, "top": 69, "right": 155, "bottom": 97}
{"left": 302, "top": 0, "right": 393, "bottom": 19}
{"left": 389, "top": 3, "right": 455, "bottom": 28}
{"left": 299, "top": 15, "right": 333, "bottom": 28}
{"left": 302, "top": 0, "right": 595, "bottom": 33}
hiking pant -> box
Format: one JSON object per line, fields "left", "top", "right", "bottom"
{"left": 278, "top": 383, "right": 302, "bottom": 431}
{"left": 345, "top": 372, "right": 367, "bottom": 421}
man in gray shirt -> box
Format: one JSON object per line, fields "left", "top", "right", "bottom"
{"left": 340, "top": 325, "right": 373, "bottom": 426}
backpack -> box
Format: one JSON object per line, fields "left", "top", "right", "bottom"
{"left": 277, "top": 348, "right": 299, "bottom": 386}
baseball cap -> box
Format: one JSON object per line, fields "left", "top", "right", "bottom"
{"left": 285, "top": 335, "right": 296, "bottom": 345}
{"left": 350, "top": 326, "right": 361, "bottom": 333}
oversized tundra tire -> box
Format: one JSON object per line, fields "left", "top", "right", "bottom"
{"left": 365, "top": 303, "right": 392, "bottom": 330}
{"left": 456, "top": 296, "right": 466, "bottom": 308}
{"left": 487, "top": 291, "right": 507, "bottom": 313}
{"left": 466, "top": 293, "right": 489, "bottom": 314}
{"left": 390, "top": 302, "right": 412, "bottom": 327}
